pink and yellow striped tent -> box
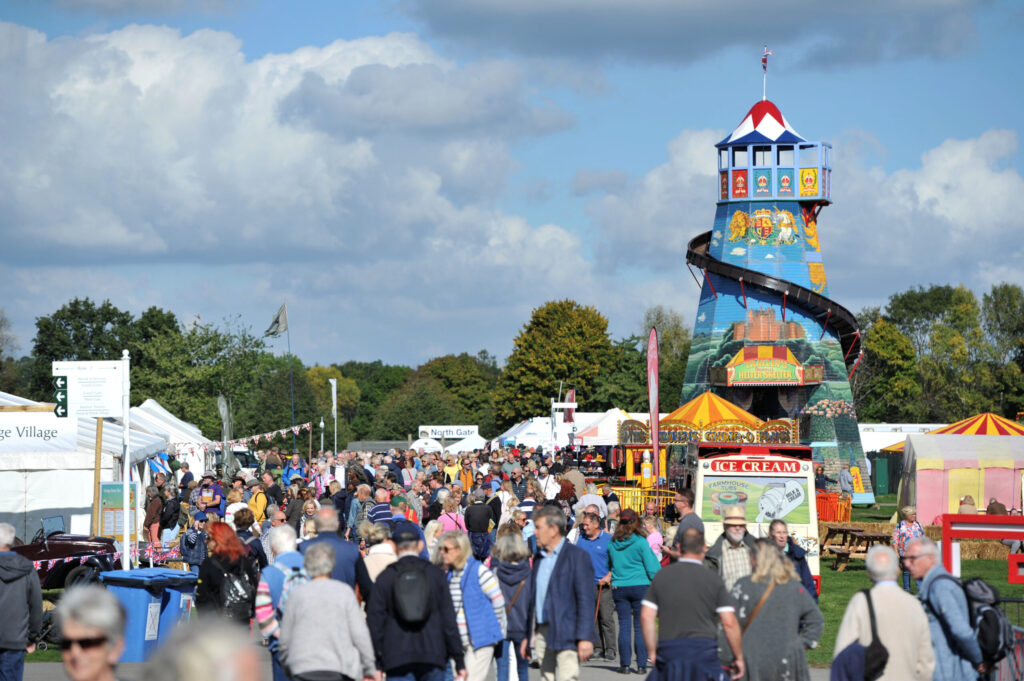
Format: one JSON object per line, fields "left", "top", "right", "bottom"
{"left": 896, "top": 433, "right": 1024, "bottom": 522}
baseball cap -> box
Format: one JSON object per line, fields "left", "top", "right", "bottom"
{"left": 722, "top": 506, "right": 747, "bottom": 526}
{"left": 202, "top": 470, "right": 216, "bottom": 480}
{"left": 391, "top": 521, "right": 420, "bottom": 544}
{"left": 245, "top": 478, "right": 260, "bottom": 488}
{"left": 193, "top": 511, "right": 208, "bottom": 522}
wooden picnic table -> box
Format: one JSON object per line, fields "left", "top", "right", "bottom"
{"left": 822, "top": 525, "right": 862, "bottom": 549}
{"left": 849, "top": 531, "right": 892, "bottom": 556}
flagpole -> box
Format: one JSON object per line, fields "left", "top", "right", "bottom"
{"left": 763, "top": 71, "right": 766, "bottom": 101}
{"left": 286, "top": 325, "right": 297, "bottom": 454}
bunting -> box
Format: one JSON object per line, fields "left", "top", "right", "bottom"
{"left": 200, "top": 422, "right": 313, "bottom": 453}
{"left": 30, "top": 544, "right": 186, "bottom": 572}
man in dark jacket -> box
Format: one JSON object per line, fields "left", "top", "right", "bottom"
{"left": 366, "top": 524, "right": 467, "bottom": 681}
{"left": 523, "top": 504, "right": 595, "bottom": 681}
{"left": 299, "top": 509, "right": 363, "bottom": 587}
{"left": 464, "top": 489, "right": 494, "bottom": 560}
{"left": 769, "top": 520, "right": 817, "bottom": 601}
{"left": 0, "top": 522, "right": 42, "bottom": 680}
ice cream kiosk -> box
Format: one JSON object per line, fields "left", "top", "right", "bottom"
{"left": 690, "top": 442, "right": 820, "bottom": 584}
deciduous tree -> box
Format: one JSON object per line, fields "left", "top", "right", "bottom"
{"left": 494, "top": 300, "right": 614, "bottom": 429}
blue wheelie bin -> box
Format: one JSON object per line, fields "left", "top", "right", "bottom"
{"left": 158, "top": 569, "right": 198, "bottom": 636}
{"left": 99, "top": 567, "right": 197, "bottom": 661}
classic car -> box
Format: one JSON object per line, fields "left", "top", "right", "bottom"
{"left": 12, "top": 516, "right": 121, "bottom": 589}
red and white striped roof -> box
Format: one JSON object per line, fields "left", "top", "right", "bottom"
{"left": 718, "top": 100, "right": 804, "bottom": 147}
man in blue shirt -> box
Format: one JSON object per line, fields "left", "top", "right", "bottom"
{"left": 524, "top": 504, "right": 595, "bottom": 681}
{"left": 576, "top": 511, "right": 617, "bottom": 661}
{"left": 906, "top": 537, "right": 986, "bottom": 680}
{"left": 282, "top": 453, "right": 307, "bottom": 487}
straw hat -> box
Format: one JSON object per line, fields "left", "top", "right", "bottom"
{"left": 722, "top": 506, "right": 747, "bottom": 526}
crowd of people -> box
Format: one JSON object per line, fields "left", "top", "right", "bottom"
{"left": 0, "top": 445, "right": 1008, "bottom": 681}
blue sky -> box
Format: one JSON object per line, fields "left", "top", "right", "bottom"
{"left": 1, "top": 0, "right": 1022, "bottom": 369}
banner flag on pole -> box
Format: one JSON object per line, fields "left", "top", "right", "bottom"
{"left": 647, "top": 327, "right": 660, "bottom": 480}
{"left": 329, "top": 378, "right": 337, "bottom": 419}
{"left": 263, "top": 303, "right": 289, "bottom": 338}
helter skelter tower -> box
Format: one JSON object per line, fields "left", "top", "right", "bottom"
{"left": 681, "top": 96, "right": 874, "bottom": 503}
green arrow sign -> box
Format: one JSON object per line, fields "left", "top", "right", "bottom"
{"left": 53, "top": 377, "right": 69, "bottom": 418}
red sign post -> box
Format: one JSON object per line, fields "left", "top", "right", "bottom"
{"left": 940, "top": 514, "right": 1024, "bottom": 584}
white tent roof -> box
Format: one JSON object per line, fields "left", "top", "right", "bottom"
{"left": 858, "top": 423, "right": 946, "bottom": 453}
{"left": 130, "top": 399, "right": 209, "bottom": 445}
{"left": 0, "top": 390, "right": 167, "bottom": 469}
{"left": 409, "top": 437, "right": 442, "bottom": 453}
{"left": 628, "top": 412, "right": 668, "bottom": 422}
{"left": 575, "top": 408, "right": 631, "bottom": 446}
{"left": 445, "top": 433, "right": 488, "bottom": 454}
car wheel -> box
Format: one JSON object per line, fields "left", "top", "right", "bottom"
{"left": 64, "top": 565, "right": 100, "bottom": 588}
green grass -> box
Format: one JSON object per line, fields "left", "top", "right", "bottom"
{"left": 849, "top": 493, "right": 898, "bottom": 523}
{"left": 26, "top": 648, "right": 62, "bottom": 662}
{"left": 807, "top": 558, "right": 1024, "bottom": 666}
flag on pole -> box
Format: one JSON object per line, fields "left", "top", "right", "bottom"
{"left": 329, "top": 378, "right": 338, "bottom": 419}
{"left": 762, "top": 45, "right": 773, "bottom": 73}
{"left": 564, "top": 389, "right": 575, "bottom": 423}
{"left": 264, "top": 303, "right": 288, "bottom": 338}
{"left": 647, "top": 328, "right": 660, "bottom": 480}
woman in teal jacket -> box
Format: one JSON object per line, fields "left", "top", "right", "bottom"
{"left": 606, "top": 509, "right": 661, "bottom": 674}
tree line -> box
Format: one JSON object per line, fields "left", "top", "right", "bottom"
{"left": 1, "top": 283, "right": 1022, "bottom": 447}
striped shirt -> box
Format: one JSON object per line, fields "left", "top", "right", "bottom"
{"left": 449, "top": 564, "right": 507, "bottom": 648}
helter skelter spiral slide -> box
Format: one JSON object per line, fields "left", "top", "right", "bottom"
{"left": 678, "top": 98, "right": 874, "bottom": 502}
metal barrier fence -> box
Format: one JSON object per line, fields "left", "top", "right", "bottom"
{"left": 609, "top": 487, "right": 676, "bottom": 514}
{"left": 1003, "top": 599, "right": 1024, "bottom": 628}
{"left": 815, "top": 490, "right": 852, "bottom": 522}
{"left": 997, "top": 601, "right": 1024, "bottom": 680}
{"left": 994, "top": 624, "right": 1023, "bottom": 681}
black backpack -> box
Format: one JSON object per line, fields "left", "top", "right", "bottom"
{"left": 392, "top": 559, "right": 432, "bottom": 626}
{"left": 924, "top": 575, "right": 1014, "bottom": 664}
{"left": 210, "top": 557, "right": 255, "bottom": 623}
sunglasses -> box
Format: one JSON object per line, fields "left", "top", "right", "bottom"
{"left": 60, "top": 636, "right": 107, "bottom": 651}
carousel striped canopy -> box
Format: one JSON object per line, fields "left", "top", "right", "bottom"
{"left": 663, "top": 390, "right": 763, "bottom": 428}
{"left": 882, "top": 412, "right": 1024, "bottom": 453}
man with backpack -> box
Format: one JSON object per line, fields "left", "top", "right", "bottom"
{"left": 256, "top": 525, "right": 307, "bottom": 681}
{"left": 905, "top": 537, "right": 988, "bottom": 680}
{"left": 833, "top": 545, "right": 934, "bottom": 680}
{"left": 366, "top": 524, "right": 467, "bottom": 681}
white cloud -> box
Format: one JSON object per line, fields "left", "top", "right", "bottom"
{"left": 0, "top": 22, "right": 640, "bottom": 365}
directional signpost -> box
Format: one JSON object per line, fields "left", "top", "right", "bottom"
{"left": 52, "top": 355, "right": 133, "bottom": 569}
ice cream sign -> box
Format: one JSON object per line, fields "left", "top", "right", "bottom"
{"left": 709, "top": 458, "right": 802, "bottom": 474}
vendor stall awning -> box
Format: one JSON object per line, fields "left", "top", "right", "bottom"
{"left": 882, "top": 412, "right": 1024, "bottom": 453}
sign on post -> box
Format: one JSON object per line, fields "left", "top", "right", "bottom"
{"left": 54, "top": 356, "right": 131, "bottom": 569}
{"left": 52, "top": 361, "right": 124, "bottom": 418}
